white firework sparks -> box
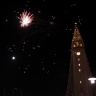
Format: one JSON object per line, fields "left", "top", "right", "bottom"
{"left": 18, "top": 10, "right": 33, "bottom": 27}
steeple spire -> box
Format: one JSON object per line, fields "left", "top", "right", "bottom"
{"left": 72, "top": 23, "right": 82, "bottom": 41}
{"left": 72, "top": 23, "right": 84, "bottom": 48}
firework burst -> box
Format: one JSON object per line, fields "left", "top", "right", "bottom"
{"left": 18, "top": 10, "right": 33, "bottom": 27}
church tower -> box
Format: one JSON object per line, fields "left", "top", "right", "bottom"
{"left": 65, "top": 23, "right": 93, "bottom": 96}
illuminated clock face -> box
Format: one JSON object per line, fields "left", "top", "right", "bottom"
{"left": 76, "top": 52, "right": 80, "bottom": 55}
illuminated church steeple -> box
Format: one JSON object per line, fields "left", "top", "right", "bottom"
{"left": 65, "top": 23, "right": 93, "bottom": 96}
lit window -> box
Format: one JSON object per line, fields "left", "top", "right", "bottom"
{"left": 76, "top": 52, "right": 81, "bottom": 55}
{"left": 78, "top": 64, "right": 80, "bottom": 66}
{"left": 80, "top": 44, "right": 82, "bottom": 46}
{"left": 73, "top": 45, "right": 76, "bottom": 47}
{"left": 78, "top": 58, "right": 80, "bottom": 61}
{"left": 79, "top": 69, "right": 81, "bottom": 72}
{"left": 80, "top": 81, "right": 82, "bottom": 84}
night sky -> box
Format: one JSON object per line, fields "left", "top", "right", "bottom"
{"left": 0, "top": 0, "right": 96, "bottom": 96}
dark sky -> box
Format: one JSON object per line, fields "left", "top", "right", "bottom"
{"left": 0, "top": 0, "right": 96, "bottom": 96}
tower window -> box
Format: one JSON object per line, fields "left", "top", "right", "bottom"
{"left": 73, "top": 44, "right": 76, "bottom": 47}
{"left": 78, "top": 58, "right": 80, "bottom": 61}
{"left": 80, "top": 43, "right": 82, "bottom": 46}
{"left": 79, "top": 69, "right": 81, "bottom": 72}
{"left": 80, "top": 81, "right": 82, "bottom": 84}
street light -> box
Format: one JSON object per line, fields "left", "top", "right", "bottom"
{"left": 88, "top": 77, "right": 96, "bottom": 84}
{"left": 88, "top": 77, "right": 96, "bottom": 96}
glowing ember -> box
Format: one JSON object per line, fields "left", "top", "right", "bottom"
{"left": 18, "top": 10, "right": 33, "bottom": 27}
